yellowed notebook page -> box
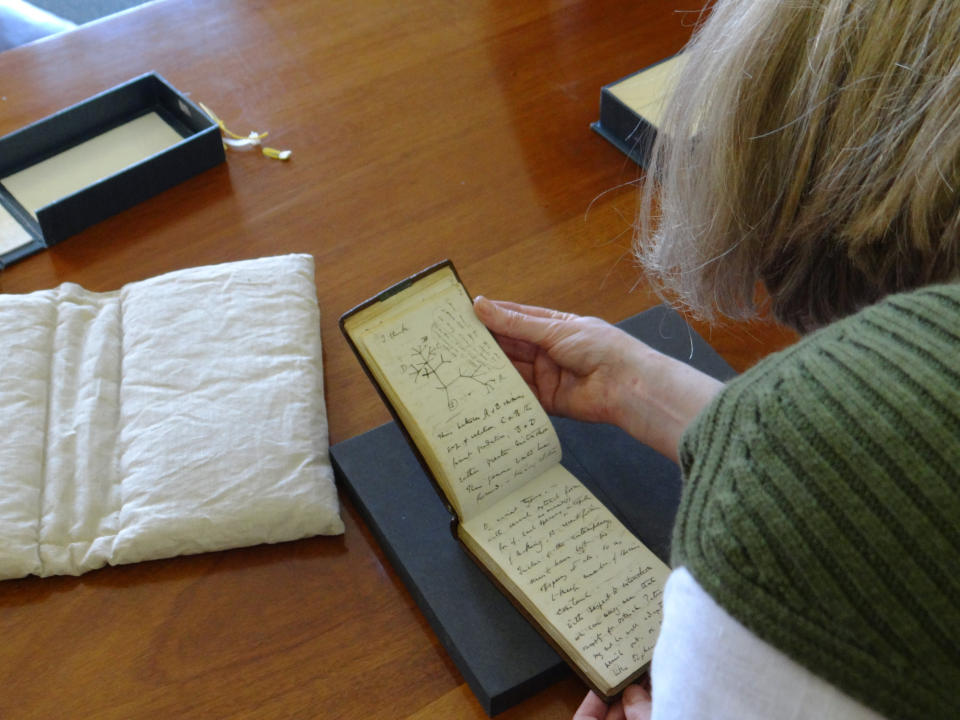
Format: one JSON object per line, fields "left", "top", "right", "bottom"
{"left": 461, "top": 464, "right": 670, "bottom": 693}
{"left": 609, "top": 54, "right": 685, "bottom": 128}
{"left": 1, "top": 112, "right": 183, "bottom": 218}
{"left": 351, "top": 271, "right": 562, "bottom": 521}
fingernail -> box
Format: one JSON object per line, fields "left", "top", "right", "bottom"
{"left": 474, "top": 296, "right": 492, "bottom": 315}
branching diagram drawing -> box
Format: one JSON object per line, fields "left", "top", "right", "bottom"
{"left": 403, "top": 338, "right": 496, "bottom": 410}
{"left": 399, "top": 302, "right": 507, "bottom": 411}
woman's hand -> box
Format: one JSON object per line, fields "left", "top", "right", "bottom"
{"left": 473, "top": 298, "right": 649, "bottom": 424}
{"left": 573, "top": 686, "right": 652, "bottom": 720}
{"left": 473, "top": 297, "right": 723, "bottom": 463}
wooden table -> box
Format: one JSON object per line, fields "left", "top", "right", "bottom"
{"left": 0, "top": 2, "right": 796, "bottom": 717}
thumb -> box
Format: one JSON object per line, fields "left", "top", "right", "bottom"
{"left": 622, "top": 684, "right": 652, "bottom": 720}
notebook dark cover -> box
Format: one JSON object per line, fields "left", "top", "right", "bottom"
{"left": 330, "top": 304, "right": 735, "bottom": 715}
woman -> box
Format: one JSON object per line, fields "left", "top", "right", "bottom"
{"left": 474, "top": 1, "right": 960, "bottom": 718}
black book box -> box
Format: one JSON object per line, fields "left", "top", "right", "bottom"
{"left": 0, "top": 72, "right": 225, "bottom": 268}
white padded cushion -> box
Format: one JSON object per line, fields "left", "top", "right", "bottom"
{"left": 0, "top": 254, "right": 344, "bottom": 580}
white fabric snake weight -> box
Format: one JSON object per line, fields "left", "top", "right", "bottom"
{"left": 0, "top": 254, "right": 344, "bottom": 580}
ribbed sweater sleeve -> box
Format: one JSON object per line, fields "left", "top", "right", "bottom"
{"left": 671, "top": 283, "right": 960, "bottom": 720}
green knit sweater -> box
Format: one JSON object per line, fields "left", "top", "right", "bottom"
{"left": 672, "top": 283, "right": 960, "bottom": 720}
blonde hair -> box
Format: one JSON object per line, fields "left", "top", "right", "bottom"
{"left": 637, "top": 0, "right": 960, "bottom": 332}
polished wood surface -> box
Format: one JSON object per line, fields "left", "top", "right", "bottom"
{"left": 0, "top": 2, "right": 797, "bottom": 718}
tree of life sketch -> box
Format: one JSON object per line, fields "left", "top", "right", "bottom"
{"left": 400, "top": 300, "right": 508, "bottom": 410}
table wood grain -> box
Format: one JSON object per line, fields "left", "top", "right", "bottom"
{"left": 0, "top": 2, "right": 797, "bottom": 717}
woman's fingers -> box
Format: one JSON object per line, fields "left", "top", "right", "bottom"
{"left": 474, "top": 296, "right": 576, "bottom": 346}
{"left": 489, "top": 330, "right": 540, "bottom": 365}
{"left": 478, "top": 297, "right": 577, "bottom": 321}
